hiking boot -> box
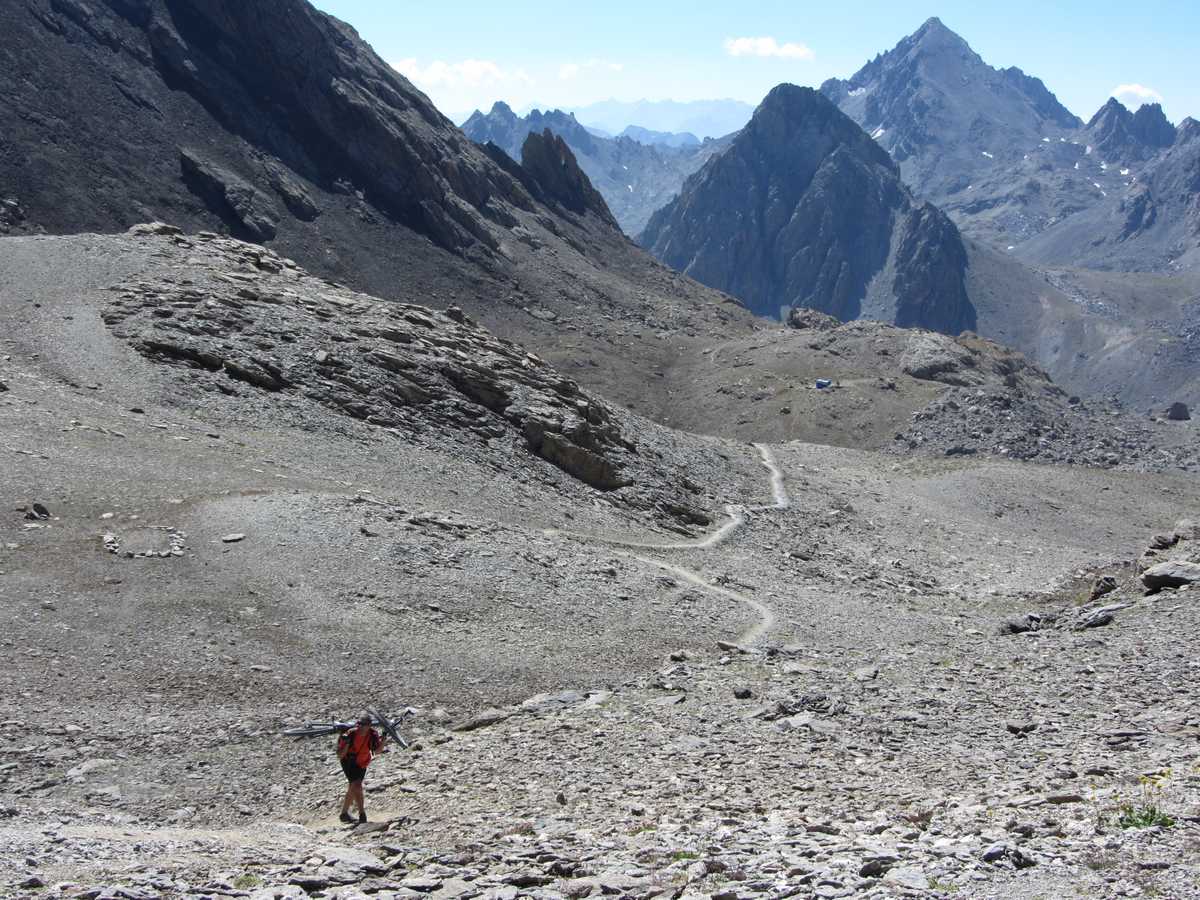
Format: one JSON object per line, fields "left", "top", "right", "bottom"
{"left": 339, "top": 811, "right": 354, "bottom": 824}
{"left": 358, "top": 813, "right": 367, "bottom": 824}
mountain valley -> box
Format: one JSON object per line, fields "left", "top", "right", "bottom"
{"left": 1, "top": 2, "right": 1199, "bottom": 900}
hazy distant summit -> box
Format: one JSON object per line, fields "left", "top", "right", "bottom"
{"left": 560, "top": 99, "right": 754, "bottom": 140}
{"left": 462, "top": 102, "right": 730, "bottom": 235}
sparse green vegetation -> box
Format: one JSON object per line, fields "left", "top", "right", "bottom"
{"left": 1116, "top": 803, "right": 1175, "bottom": 830}
{"left": 1111, "top": 770, "right": 1177, "bottom": 829}
{"left": 233, "top": 874, "right": 262, "bottom": 889}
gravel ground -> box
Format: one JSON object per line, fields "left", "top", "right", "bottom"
{"left": 3, "top": 232, "right": 1200, "bottom": 899}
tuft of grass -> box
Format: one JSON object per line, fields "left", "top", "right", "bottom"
{"left": 1082, "top": 853, "right": 1118, "bottom": 871}
{"left": 232, "top": 873, "right": 262, "bottom": 889}
{"left": 670, "top": 850, "right": 700, "bottom": 862}
{"left": 1116, "top": 803, "right": 1175, "bottom": 829}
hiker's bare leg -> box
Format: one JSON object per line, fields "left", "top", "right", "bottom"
{"left": 353, "top": 782, "right": 366, "bottom": 816}
{"left": 341, "top": 784, "right": 355, "bottom": 815}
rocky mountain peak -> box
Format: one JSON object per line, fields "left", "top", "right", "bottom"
{"left": 1132, "top": 103, "right": 1177, "bottom": 148}
{"left": 1086, "top": 98, "right": 1175, "bottom": 162}
{"left": 1178, "top": 117, "right": 1200, "bottom": 144}
{"left": 821, "top": 19, "right": 1079, "bottom": 205}
{"left": 910, "top": 16, "right": 973, "bottom": 55}
{"left": 744, "top": 85, "right": 896, "bottom": 173}
{"left": 640, "top": 84, "right": 974, "bottom": 334}
{"left": 1087, "top": 96, "right": 1130, "bottom": 128}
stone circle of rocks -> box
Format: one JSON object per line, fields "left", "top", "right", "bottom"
{"left": 101, "top": 527, "right": 187, "bottom": 560}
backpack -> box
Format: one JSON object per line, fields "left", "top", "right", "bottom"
{"left": 336, "top": 728, "right": 354, "bottom": 762}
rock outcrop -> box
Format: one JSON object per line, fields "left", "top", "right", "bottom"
{"left": 640, "top": 85, "right": 975, "bottom": 335}
{"left": 179, "top": 149, "right": 279, "bottom": 242}
{"left": 103, "top": 231, "right": 647, "bottom": 494}
{"left": 516, "top": 131, "right": 618, "bottom": 227}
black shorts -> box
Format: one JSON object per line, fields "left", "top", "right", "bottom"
{"left": 341, "top": 758, "right": 366, "bottom": 783}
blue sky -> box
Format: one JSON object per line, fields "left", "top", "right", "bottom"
{"left": 315, "top": 1, "right": 1198, "bottom": 125}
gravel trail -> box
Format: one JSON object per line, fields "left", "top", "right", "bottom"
{"left": 547, "top": 442, "right": 792, "bottom": 645}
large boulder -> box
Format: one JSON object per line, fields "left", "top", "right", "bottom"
{"left": 1174, "top": 519, "right": 1200, "bottom": 542}
{"left": 1166, "top": 402, "right": 1191, "bottom": 421}
{"left": 1142, "top": 561, "right": 1200, "bottom": 592}
{"left": 900, "top": 332, "right": 980, "bottom": 385}
{"left": 786, "top": 307, "right": 841, "bottom": 332}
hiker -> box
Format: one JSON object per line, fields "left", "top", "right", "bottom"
{"left": 338, "top": 713, "right": 385, "bottom": 824}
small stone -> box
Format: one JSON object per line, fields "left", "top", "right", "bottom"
{"left": 25, "top": 503, "right": 51, "bottom": 521}
{"left": 732, "top": 686, "right": 753, "bottom": 700}
{"left": 450, "top": 709, "right": 510, "bottom": 732}
{"left": 859, "top": 856, "right": 898, "bottom": 878}
{"left": 128, "top": 222, "right": 183, "bottom": 236}
{"left": 221, "top": 533, "right": 246, "bottom": 543}
{"left": 882, "top": 867, "right": 929, "bottom": 891}
{"left": 399, "top": 875, "right": 444, "bottom": 892}
{"left": 981, "top": 842, "right": 1010, "bottom": 863}
{"left": 504, "top": 873, "right": 553, "bottom": 888}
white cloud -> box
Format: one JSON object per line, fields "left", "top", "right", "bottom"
{"left": 1111, "top": 83, "right": 1164, "bottom": 107}
{"left": 723, "top": 36, "right": 814, "bottom": 61}
{"left": 392, "top": 58, "right": 534, "bottom": 91}
{"left": 392, "top": 58, "right": 538, "bottom": 118}
{"left": 559, "top": 59, "right": 624, "bottom": 81}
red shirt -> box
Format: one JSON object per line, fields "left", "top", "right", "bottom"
{"left": 343, "top": 726, "right": 381, "bottom": 768}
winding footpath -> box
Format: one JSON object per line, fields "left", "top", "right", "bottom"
{"left": 547, "top": 443, "right": 791, "bottom": 646}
